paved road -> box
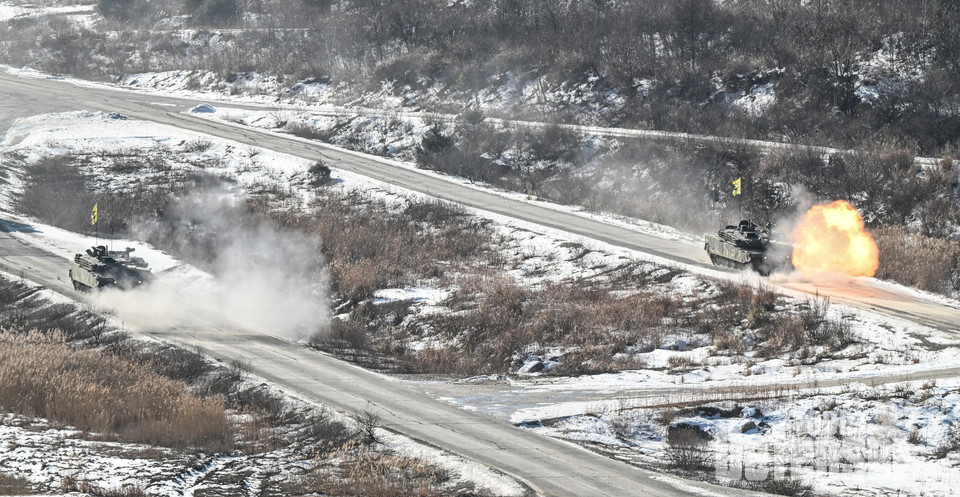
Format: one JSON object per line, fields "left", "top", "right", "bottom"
{"left": 0, "top": 72, "right": 778, "bottom": 496}
{"left": 0, "top": 220, "right": 769, "bottom": 497}
{"left": 2, "top": 71, "right": 959, "bottom": 496}
{"left": 4, "top": 72, "right": 958, "bottom": 333}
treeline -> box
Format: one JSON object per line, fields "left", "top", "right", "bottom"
{"left": 3, "top": 1, "right": 959, "bottom": 155}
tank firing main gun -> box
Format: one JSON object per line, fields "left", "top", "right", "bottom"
{"left": 704, "top": 220, "right": 793, "bottom": 275}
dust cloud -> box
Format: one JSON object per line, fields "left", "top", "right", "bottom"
{"left": 94, "top": 188, "right": 329, "bottom": 342}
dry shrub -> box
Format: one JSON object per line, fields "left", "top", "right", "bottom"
{"left": 658, "top": 408, "right": 676, "bottom": 426}
{"left": 288, "top": 192, "right": 493, "bottom": 306}
{"left": 752, "top": 283, "right": 778, "bottom": 311}
{"left": 237, "top": 408, "right": 283, "bottom": 452}
{"left": 757, "top": 316, "right": 805, "bottom": 357}
{"left": 322, "top": 442, "right": 444, "bottom": 497}
{"left": 0, "top": 330, "right": 233, "bottom": 452}
{"left": 414, "top": 276, "right": 690, "bottom": 375}
{"left": 61, "top": 477, "right": 148, "bottom": 497}
{"left": 667, "top": 355, "right": 693, "bottom": 371}
{"left": 311, "top": 319, "right": 369, "bottom": 353}
{"left": 17, "top": 154, "right": 175, "bottom": 238}
{"left": 665, "top": 425, "right": 714, "bottom": 471}
{"left": 286, "top": 121, "right": 330, "bottom": 141}
{"left": 713, "top": 331, "right": 745, "bottom": 354}
{"left": 932, "top": 424, "right": 960, "bottom": 459}
{"left": 907, "top": 429, "right": 926, "bottom": 445}
{"left": 742, "top": 477, "right": 812, "bottom": 497}
{"left": 302, "top": 407, "right": 355, "bottom": 454}
{"left": 0, "top": 472, "right": 31, "bottom": 495}
{"left": 145, "top": 345, "right": 213, "bottom": 382}
{"left": 874, "top": 226, "right": 960, "bottom": 295}
{"left": 331, "top": 259, "right": 384, "bottom": 304}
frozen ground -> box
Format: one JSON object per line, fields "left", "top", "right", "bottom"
{"left": 0, "top": 388, "right": 524, "bottom": 496}
{"left": 524, "top": 380, "right": 960, "bottom": 497}
{"left": 0, "top": 112, "right": 530, "bottom": 496}
{"left": 1, "top": 5, "right": 958, "bottom": 495}
{"left": 2, "top": 108, "right": 960, "bottom": 496}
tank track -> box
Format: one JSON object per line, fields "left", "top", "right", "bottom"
{"left": 709, "top": 253, "right": 751, "bottom": 272}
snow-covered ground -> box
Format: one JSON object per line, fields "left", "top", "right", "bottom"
{"left": 2, "top": 4, "right": 959, "bottom": 495}
{"left": 0, "top": 112, "right": 529, "bottom": 496}
{"left": 525, "top": 380, "right": 960, "bottom": 497}
{"left": 2, "top": 108, "right": 960, "bottom": 496}
{"left": 0, "top": 1, "right": 94, "bottom": 24}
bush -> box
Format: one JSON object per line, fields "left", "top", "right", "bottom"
{"left": 932, "top": 423, "right": 960, "bottom": 459}
{"left": 665, "top": 424, "right": 714, "bottom": 471}
{"left": 0, "top": 472, "right": 31, "bottom": 495}
{"left": 746, "top": 477, "right": 813, "bottom": 497}
{"left": 60, "top": 478, "right": 148, "bottom": 497}
{"left": 311, "top": 318, "right": 369, "bottom": 353}
{"left": 185, "top": 0, "right": 238, "bottom": 24}
{"left": 98, "top": 0, "right": 152, "bottom": 20}
{"left": 332, "top": 259, "right": 383, "bottom": 305}
{"left": 306, "top": 442, "right": 444, "bottom": 497}
{"left": 287, "top": 121, "right": 329, "bottom": 141}
{"left": 309, "top": 160, "right": 332, "bottom": 186}
{"left": 415, "top": 123, "right": 454, "bottom": 168}
{"left": 302, "top": 407, "right": 354, "bottom": 453}
{"left": 17, "top": 154, "right": 182, "bottom": 238}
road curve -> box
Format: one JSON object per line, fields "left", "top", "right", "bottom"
{"left": 3, "top": 72, "right": 958, "bottom": 333}
{"left": 2, "top": 71, "right": 959, "bottom": 496}
{"left": 0, "top": 73, "right": 779, "bottom": 496}
{"left": 0, "top": 221, "right": 770, "bottom": 497}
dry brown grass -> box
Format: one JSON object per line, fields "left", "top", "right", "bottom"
{"left": 287, "top": 441, "right": 444, "bottom": 497}
{"left": 0, "top": 473, "right": 31, "bottom": 496}
{"left": 279, "top": 193, "right": 496, "bottom": 306}
{"left": 0, "top": 330, "right": 233, "bottom": 452}
{"left": 327, "top": 263, "right": 854, "bottom": 375}
{"left": 874, "top": 225, "right": 960, "bottom": 295}
{"left": 399, "top": 276, "right": 694, "bottom": 375}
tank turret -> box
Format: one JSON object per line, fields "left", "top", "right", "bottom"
{"left": 704, "top": 221, "right": 792, "bottom": 275}
{"left": 69, "top": 245, "right": 152, "bottom": 291}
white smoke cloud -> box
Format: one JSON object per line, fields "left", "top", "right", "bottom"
{"left": 95, "top": 188, "right": 329, "bottom": 342}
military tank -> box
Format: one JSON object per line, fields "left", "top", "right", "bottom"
{"left": 68, "top": 245, "right": 152, "bottom": 291}
{"left": 704, "top": 220, "right": 792, "bottom": 276}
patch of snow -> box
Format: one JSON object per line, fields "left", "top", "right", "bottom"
{"left": 190, "top": 103, "right": 217, "bottom": 114}
{"left": 373, "top": 287, "right": 450, "bottom": 306}
{"left": 731, "top": 82, "right": 774, "bottom": 117}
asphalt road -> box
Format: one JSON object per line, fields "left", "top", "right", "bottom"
{"left": 0, "top": 220, "right": 768, "bottom": 497}
{"left": 2, "top": 71, "right": 959, "bottom": 496}
{"left": 0, "top": 72, "right": 778, "bottom": 497}
{"left": 6, "top": 71, "right": 959, "bottom": 333}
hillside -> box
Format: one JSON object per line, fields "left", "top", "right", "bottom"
{"left": 2, "top": 2, "right": 960, "bottom": 496}
{"left": 2, "top": 0, "right": 958, "bottom": 294}
{"left": 2, "top": 0, "right": 960, "bottom": 154}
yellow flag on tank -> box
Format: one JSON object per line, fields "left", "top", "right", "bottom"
{"left": 91, "top": 203, "right": 98, "bottom": 226}
{"left": 732, "top": 178, "right": 742, "bottom": 196}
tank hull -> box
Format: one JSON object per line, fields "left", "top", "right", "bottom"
{"left": 704, "top": 223, "right": 793, "bottom": 276}
{"left": 68, "top": 246, "right": 152, "bottom": 291}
